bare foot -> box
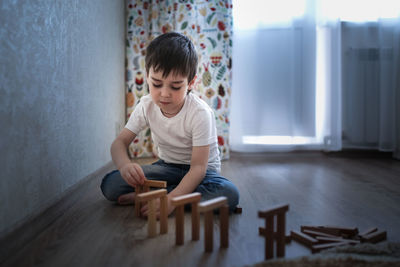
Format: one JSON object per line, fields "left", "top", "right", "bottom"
{"left": 117, "top": 192, "right": 136, "bottom": 205}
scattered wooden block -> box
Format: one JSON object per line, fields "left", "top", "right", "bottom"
{"left": 361, "top": 230, "right": 387, "bottom": 243}
{"left": 290, "top": 230, "right": 318, "bottom": 248}
{"left": 292, "top": 225, "right": 387, "bottom": 253}
{"left": 323, "top": 226, "right": 359, "bottom": 237}
{"left": 136, "top": 189, "right": 167, "bottom": 237}
{"left": 359, "top": 227, "right": 378, "bottom": 237}
{"left": 171, "top": 192, "right": 202, "bottom": 245}
{"left": 312, "top": 241, "right": 349, "bottom": 253}
{"left": 300, "top": 226, "right": 358, "bottom": 237}
{"left": 315, "top": 236, "right": 360, "bottom": 244}
{"left": 198, "top": 196, "right": 228, "bottom": 252}
{"left": 302, "top": 229, "right": 338, "bottom": 238}
{"left": 259, "top": 204, "right": 289, "bottom": 260}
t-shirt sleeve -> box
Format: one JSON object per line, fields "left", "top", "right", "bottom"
{"left": 191, "top": 108, "right": 217, "bottom": 147}
{"left": 125, "top": 100, "right": 148, "bottom": 135}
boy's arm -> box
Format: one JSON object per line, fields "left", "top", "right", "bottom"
{"left": 111, "top": 128, "right": 145, "bottom": 186}
{"left": 169, "top": 144, "right": 210, "bottom": 198}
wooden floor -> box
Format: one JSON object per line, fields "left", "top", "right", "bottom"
{"left": 2, "top": 152, "right": 400, "bottom": 267}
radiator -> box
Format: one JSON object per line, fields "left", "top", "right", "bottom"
{"left": 342, "top": 46, "right": 394, "bottom": 148}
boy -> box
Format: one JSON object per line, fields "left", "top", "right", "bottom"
{"left": 101, "top": 32, "right": 239, "bottom": 217}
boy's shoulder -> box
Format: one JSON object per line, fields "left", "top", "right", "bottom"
{"left": 138, "top": 94, "right": 153, "bottom": 106}
{"left": 186, "top": 93, "right": 213, "bottom": 113}
{"left": 136, "top": 94, "right": 157, "bottom": 112}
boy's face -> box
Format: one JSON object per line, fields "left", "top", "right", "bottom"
{"left": 147, "top": 67, "right": 194, "bottom": 117}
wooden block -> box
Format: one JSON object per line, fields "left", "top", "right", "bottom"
{"left": 259, "top": 228, "right": 291, "bottom": 244}
{"left": 258, "top": 227, "right": 267, "bottom": 236}
{"left": 144, "top": 185, "right": 150, "bottom": 192}
{"left": 192, "top": 201, "right": 200, "bottom": 241}
{"left": 198, "top": 197, "right": 227, "bottom": 213}
{"left": 204, "top": 210, "right": 214, "bottom": 252}
{"left": 323, "top": 226, "right": 359, "bottom": 237}
{"left": 143, "top": 180, "right": 167, "bottom": 188}
{"left": 300, "top": 226, "right": 358, "bottom": 237}
{"left": 171, "top": 192, "right": 201, "bottom": 206}
{"left": 290, "top": 230, "right": 318, "bottom": 247}
{"left": 159, "top": 195, "right": 168, "bottom": 234}
{"left": 361, "top": 230, "right": 387, "bottom": 244}
{"left": 265, "top": 215, "right": 274, "bottom": 259}
{"left": 136, "top": 189, "right": 167, "bottom": 203}
{"left": 234, "top": 206, "right": 242, "bottom": 214}
{"left": 301, "top": 226, "right": 340, "bottom": 236}
{"left": 276, "top": 212, "right": 286, "bottom": 257}
{"left": 311, "top": 241, "right": 349, "bottom": 253}
{"left": 135, "top": 185, "right": 143, "bottom": 217}
{"left": 258, "top": 204, "right": 289, "bottom": 218}
{"left": 220, "top": 205, "right": 229, "bottom": 248}
{"left": 315, "top": 236, "right": 360, "bottom": 244}
{"left": 175, "top": 205, "right": 184, "bottom": 245}
{"left": 148, "top": 199, "right": 157, "bottom": 238}
{"left": 302, "top": 229, "right": 338, "bottom": 238}
{"left": 359, "top": 227, "right": 378, "bottom": 237}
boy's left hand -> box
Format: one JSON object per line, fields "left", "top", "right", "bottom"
{"left": 140, "top": 194, "right": 175, "bottom": 219}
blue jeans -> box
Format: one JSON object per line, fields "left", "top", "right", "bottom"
{"left": 100, "top": 160, "right": 240, "bottom": 212}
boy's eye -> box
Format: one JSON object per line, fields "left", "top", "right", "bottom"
{"left": 152, "top": 83, "right": 162, "bottom": 88}
{"left": 171, "top": 86, "right": 181, "bottom": 90}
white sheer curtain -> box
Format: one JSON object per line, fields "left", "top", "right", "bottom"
{"left": 230, "top": 0, "right": 400, "bottom": 158}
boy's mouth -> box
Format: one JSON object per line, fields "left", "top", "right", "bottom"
{"left": 160, "top": 101, "right": 170, "bottom": 105}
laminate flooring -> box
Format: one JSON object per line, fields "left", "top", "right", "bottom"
{"left": 3, "top": 152, "right": 400, "bottom": 267}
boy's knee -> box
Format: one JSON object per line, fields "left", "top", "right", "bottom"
{"left": 100, "top": 171, "right": 118, "bottom": 201}
{"left": 224, "top": 182, "right": 240, "bottom": 212}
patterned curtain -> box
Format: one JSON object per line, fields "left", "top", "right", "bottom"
{"left": 125, "top": 0, "right": 233, "bottom": 160}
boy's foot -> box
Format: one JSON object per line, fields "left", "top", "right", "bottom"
{"left": 117, "top": 192, "right": 136, "bottom": 205}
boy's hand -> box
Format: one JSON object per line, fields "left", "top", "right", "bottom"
{"left": 140, "top": 194, "right": 175, "bottom": 219}
{"left": 119, "top": 162, "right": 145, "bottom": 187}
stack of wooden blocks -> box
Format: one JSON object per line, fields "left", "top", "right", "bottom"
{"left": 134, "top": 180, "right": 230, "bottom": 253}
{"left": 134, "top": 184, "right": 388, "bottom": 259}
{"left": 290, "top": 226, "right": 387, "bottom": 253}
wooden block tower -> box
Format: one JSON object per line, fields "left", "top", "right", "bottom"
{"left": 171, "top": 192, "right": 202, "bottom": 245}
{"left": 135, "top": 189, "right": 168, "bottom": 237}
{"left": 258, "top": 204, "right": 289, "bottom": 260}
{"left": 135, "top": 180, "right": 167, "bottom": 217}
{"left": 198, "top": 196, "right": 229, "bottom": 252}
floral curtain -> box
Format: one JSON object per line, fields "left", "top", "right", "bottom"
{"left": 125, "top": 0, "right": 233, "bottom": 160}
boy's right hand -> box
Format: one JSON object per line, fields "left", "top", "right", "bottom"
{"left": 119, "top": 163, "right": 146, "bottom": 187}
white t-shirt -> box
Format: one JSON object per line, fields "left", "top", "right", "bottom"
{"left": 125, "top": 93, "right": 221, "bottom": 172}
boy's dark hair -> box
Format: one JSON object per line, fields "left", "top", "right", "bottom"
{"left": 145, "top": 32, "right": 198, "bottom": 83}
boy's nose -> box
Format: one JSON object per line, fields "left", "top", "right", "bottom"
{"left": 160, "top": 87, "right": 170, "bottom": 97}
